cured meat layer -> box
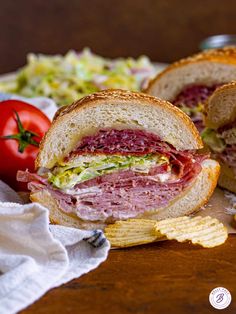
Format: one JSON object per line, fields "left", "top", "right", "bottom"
{"left": 18, "top": 129, "right": 207, "bottom": 222}
{"left": 173, "top": 84, "right": 222, "bottom": 132}
{"left": 67, "top": 128, "right": 192, "bottom": 159}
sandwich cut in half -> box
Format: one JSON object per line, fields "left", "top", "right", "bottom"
{"left": 145, "top": 47, "right": 236, "bottom": 133}
{"left": 17, "top": 89, "right": 220, "bottom": 230}
{"left": 203, "top": 81, "right": 236, "bottom": 193}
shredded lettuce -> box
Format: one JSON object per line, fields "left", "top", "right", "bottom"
{"left": 202, "top": 128, "right": 226, "bottom": 153}
{"left": 0, "top": 49, "right": 155, "bottom": 106}
{"left": 178, "top": 103, "right": 204, "bottom": 117}
{"left": 48, "top": 154, "right": 169, "bottom": 189}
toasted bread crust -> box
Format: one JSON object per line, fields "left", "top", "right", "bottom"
{"left": 36, "top": 89, "right": 202, "bottom": 169}
{"left": 145, "top": 47, "right": 236, "bottom": 93}
{"left": 209, "top": 80, "right": 236, "bottom": 93}
{"left": 52, "top": 89, "right": 200, "bottom": 129}
{"left": 205, "top": 81, "right": 236, "bottom": 128}
{"left": 203, "top": 81, "right": 236, "bottom": 193}
{"left": 206, "top": 80, "right": 236, "bottom": 109}
{"left": 211, "top": 160, "right": 236, "bottom": 194}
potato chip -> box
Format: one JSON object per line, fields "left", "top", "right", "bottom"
{"left": 105, "top": 219, "right": 164, "bottom": 248}
{"left": 154, "top": 216, "right": 228, "bottom": 248}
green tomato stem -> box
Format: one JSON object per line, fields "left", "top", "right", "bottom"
{"left": 0, "top": 110, "right": 40, "bottom": 153}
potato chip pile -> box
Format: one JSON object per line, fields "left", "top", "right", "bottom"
{"left": 104, "top": 216, "right": 228, "bottom": 248}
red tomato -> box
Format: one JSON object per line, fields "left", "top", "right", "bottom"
{"left": 0, "top": 100, "right": 51, "bottom": 190}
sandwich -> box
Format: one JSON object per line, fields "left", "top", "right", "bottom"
{"left": 145, "top": 47, "right": 236, "bottom": 133}
{"left": 203, "top": 81, "right": 236, "bottom": 193}
{"left": 17, "top": 89, "right": 219, "bottom": 230}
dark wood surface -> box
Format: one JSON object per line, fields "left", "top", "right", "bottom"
{"left": 1, "top": 0, "right": 236, "bottom": 73}
{"left": 21, "top": 235, "right": 236, "bottom": 314}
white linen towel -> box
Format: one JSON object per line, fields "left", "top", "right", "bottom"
{"left": 0, "top": 181, "right": 110, "bottom": 314}
{"left": 0, "top": 94, "right": 110, "bottom": 314}
{"left": 0, "top": 93, "right": 58, "bottom": 120}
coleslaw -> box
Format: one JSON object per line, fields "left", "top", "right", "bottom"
{"left": 0, "top": 49, "right": 156, "bottom": 106}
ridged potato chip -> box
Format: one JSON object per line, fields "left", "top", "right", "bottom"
{"left": 104, "top": 219, "right": 164, "bottom": 248}
{"left": 154, "top": 216, "right": 228, "bottom": 248}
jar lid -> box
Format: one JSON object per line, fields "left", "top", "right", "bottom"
{"left": 199, "top": 34, "right": 236, "bottom": 50}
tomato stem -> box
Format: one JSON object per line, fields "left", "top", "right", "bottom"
{"left": 0, "top": 110, "right": 40, "bottom": 153}
{"left": 14, "top": 109, "right": 25, "bottom": 133}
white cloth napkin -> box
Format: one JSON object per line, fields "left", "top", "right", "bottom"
{"left": 0, "top": 181, "right": 110, "bottom": 314}
{"left": 0, "top": 94, "right": 110, "bottom": 313}
{"left": 0, "top": 93, "right": 58, "bottom": 120}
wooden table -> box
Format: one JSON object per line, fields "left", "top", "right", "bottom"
{"left": 21, "top": 235, "right": 236, "bottom": 314}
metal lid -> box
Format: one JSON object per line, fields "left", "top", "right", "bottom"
{"left": 200, "top": 34, "right": 236, "bottom": 50}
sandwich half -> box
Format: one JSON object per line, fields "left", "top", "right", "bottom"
{"left": 145, "top": 47, "right": 236, "bottom": 133}
{"left": 17, "top": 89, "right": 220, "bottom": 230}
{"left": 203, "top": 81, "right": 236, "bottom": 193}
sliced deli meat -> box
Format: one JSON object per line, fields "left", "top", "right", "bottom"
{"left": 18, "top": 128, "right": 207, "bottom": 222}
{"left": 17, "top": 89, "right": 220, "bottom": 229}
{"left": 172, "top": 84, "right": 222, "bottom": 132}
{"left": 145, "top": 47, "right": 236, "bottom": 133}
{"left": 68, "top": 129, "right": 182, "bottom": 156}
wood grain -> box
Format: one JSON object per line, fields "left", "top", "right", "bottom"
{"left": 1, "top": 0, "right": 236, "bottom": 73}
{"left": 21, "top": 235, "right": 236, "bottom": 314}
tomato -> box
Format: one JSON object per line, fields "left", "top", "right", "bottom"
{"left": 0, "top": 100, "right": 51, "bottom": 190}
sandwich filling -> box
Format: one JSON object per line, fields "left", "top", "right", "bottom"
{"left": 173, "top": 84, "right": 222, "bottom": 132}
{"left": 18, "top": 129, "right": 207, "bottom": 222}
{"left": 202, "top": 121, "right": 236, "bottom": 176}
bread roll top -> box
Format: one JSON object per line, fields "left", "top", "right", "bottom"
{"left": 206, "top": 81, "right": 236, "bottom": 129}
{"left": 36, "top": 89, "right": 202, "bottom": 169}
{"left": 145, "top": 47, "right": 236, "bottom": 102}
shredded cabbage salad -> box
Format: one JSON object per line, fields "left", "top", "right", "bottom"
{"left": 0, "top": 49, "right": 156, "bottom": 106}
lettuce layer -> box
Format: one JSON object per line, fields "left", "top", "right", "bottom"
{"left": 202, "top": 128, "right": 226, "bottom": 153}
{"left": 48, "top": 154, "right": 169, "bottom": 189}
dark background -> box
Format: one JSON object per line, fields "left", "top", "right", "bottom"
{"left": 0, "top": 0, "right": 236, "bottom": 73}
